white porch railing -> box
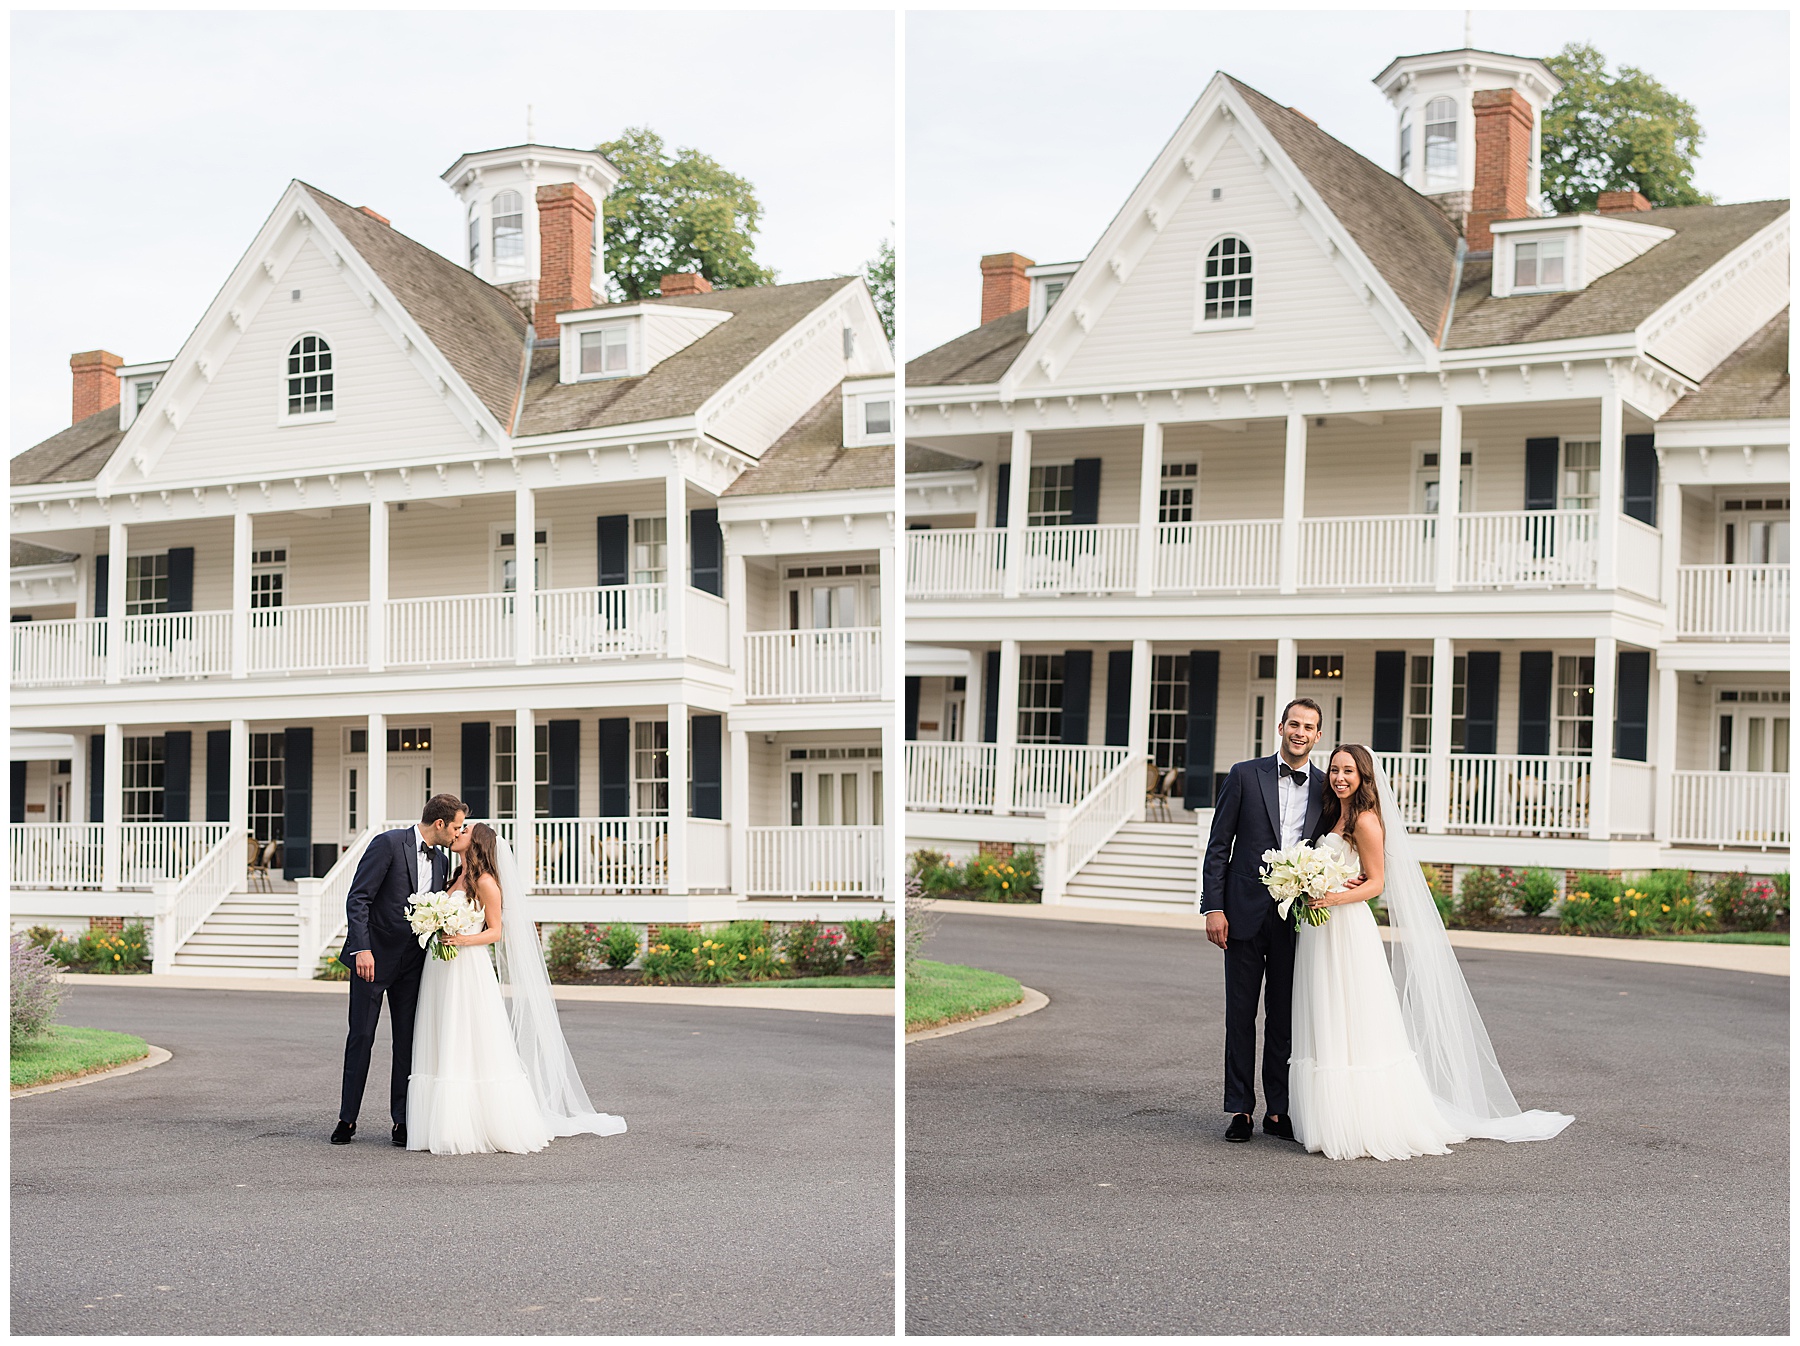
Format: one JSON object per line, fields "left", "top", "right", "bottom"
{"left": 1299, "top": 515, "right": 1436, "bottom": 589}
{"left": 745, "top": 825, "right": 885, "bottom": 898}
{"left": 121, "top": 610, "right": 232, "bottom": 679}
{"left": 690, "top": 818, "right": 730, "bottom": 889}
{"left": 1013, "top": 744, "right": 1131, "bottom": 812}
{"left": 249, "top": 602, "right": 367, "bottom": 674}
{"left": 1373, "top": 752, "right": 1431, "bottom": 828}
{"left": 907, "top": 528, "right": 1006, "bottom": 598}
{"left": 687, "top": 590, "right": 730, "bottom": 665}
{"left": 9, "top": 823, "right": 105, "bottom": 889}
{"left": 151, "top": 827, "right": 243, "bottom": 974}
{"left": 745, "top": 627, "right": 882, "bottom": 700}
{"left": 1676, "top": 565, "right": 1790, "bottom": 639}
{"left": 1617, "top": 516, "right": 1662, "bottom": 601}
{"left": 1446, "top": 754, "right": 1592, "bottom": 836}
{"left": 1154, "top": 520, "right": 1280, "bottom": 591}
{"left": 1020, "top": 524, "right": 1138, "bottom": 595}
{"left": 1457, "top": 509, "right": 1597, "bottom": 588}
{"left": 1671, "top": 772, "right": 1790, "bottom": 848}
{"left": 1043, "top": 752, "right": 1145, "bottom": 903}
{"left": 1611, "top": 761, "right": 1655, "bottom": 838}
{"left": 120, "top": 822, "right": 233, "bottom": 889}
{"left": 386, "top": 593, "right": 515, "bottom": 666}
{"left": 496, "top": 818, "right": 671, "bottom": 893}
{"left": 299, "top": 826, "right": 380, "bottom": 972}
{"left": 533, "top": 584, "right": 665, "bottom": 661}
{"left": 906, "top": 742, "right": 997, "bottom": 812}
{"left": 905, "top": 742, "right": 1130, "bottom": 815}
{"left": 11, "top": 618, "right": 106, "bottom": 686}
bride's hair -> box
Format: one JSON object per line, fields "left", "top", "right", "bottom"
{"left": 462, "top": 822, "right": 501, "bottom": 894}
{"left": 1319, "top": 743, "right": 1381, "bottom": 841}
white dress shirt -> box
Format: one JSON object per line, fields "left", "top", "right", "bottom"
{"left": 1277, "top": 761, "right": 1310, "bottom": 850}
{"left": 412, "top": 825, "right": 435, "bottom": 894}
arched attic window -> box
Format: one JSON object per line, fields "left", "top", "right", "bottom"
{"left": 493, "top": 190, "right": 525, "bottom": 277}
{"left": 286, "top": 335, "right": 334, "bottom": 416}
{"left": 1201, "top": 236, "right": 1253, "bottom": 323}
{"left": 1424, "top": 96, "right": 1458, "bottom": 184}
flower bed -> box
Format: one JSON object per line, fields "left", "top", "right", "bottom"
{"left": 20, "top": 923, "right": 151, "bottom": 975}
{"left": 544, "top": 918, "right": 895, "bottom": 986}
{"left": 909, "top": 848, "right": 1041, "bottom": 903}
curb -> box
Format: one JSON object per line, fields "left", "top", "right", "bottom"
{"left": 908, "top": 985, "right": 1049, "bottom": 1042}
{"left": 12, "top": 1045, "right": 172, "bottom": 1098}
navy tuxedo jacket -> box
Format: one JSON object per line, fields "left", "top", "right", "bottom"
{"left": 1200, "top": 755, "right": 1328, "bottom": 941}
{"left": 338, "top": 827, "right": 451, "bottom": 981}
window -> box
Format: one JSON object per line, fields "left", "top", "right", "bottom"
{"left": 634, "top": 720, "right": 669, "bottom": 817}
{"left": 1016, "top": 653, "right": 1064, "bottom": 744}
{"left": 1150, "top": 653, "right": 1188, "bottom": 773}
{"left": 285, "top": 335, "right": 334, "bottom": 416}
{"left": 496, "top": 529, "right": 547, "bottom": 593}
{"left": 1405, "top": 655, "right": 1469, "bottom": 752}
{"left": 1424, "top": 96, "right": 1457, "bottom": 183}
{"left": 631, "top": 517, "right": 667, "bottom": 585}
{"left": 863, "top": 399, "right": 892, "bottom": 437}
{"left": 1399, "top": 114, "right": 1413, "bottom": 177}
{"left": 1027, "top": 464, "right": 1076, "bottom": 527}
{"left": 492, "top": 190, "right": 524, "bottom": 277}
{"left": 1514, "top": 239, "right": 1566, "bottom": 290}
{"left": 250, "top": 548, "right": 287, "bottom": 609}
{"left": 121, "top": 736, "right": 164, "bottom": 822}
{"left": 1202, "top": 236, "right": 1253, "bottom": 322}
{"left": 135, "top": 379, "right": 156, "bottom": 411}
{"left": 1159, "top": 461, "right": 1197, "bottom": 524}
{"left": 1042, "top": 278, "right": 1066, "bottom": 310}
{"left": 124, "top": 554, "right": 169, "bottom": 616}
{"left": 1555, "top": 655, "right": 1595, "bottom": 756}
{"left": 1721, "top": 499, "right": 1791, "bottom": 565}
{"left": 249, "top": 731, "right": 285, "bottom": 850}
{"left": 468, "top": 207, "right": 481, "bottom": 269}
{"left": 1561, "top": 441, "right": 1600, "bottom": 511}
{"left": 491, "top": 723, "right": 547, "bottom": 820}
{"left": 579, "top": 327, "right": 630, "bottom": 376}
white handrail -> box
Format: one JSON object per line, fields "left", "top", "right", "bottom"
{"left": 1042, "top": 752, "right": 1146, "bottom": 903}
{"left": 906, "top": 528, "right": 1007, "bottom": 598}
{"left": 495, "top": 818, "right": 671, "bottom": 893}
{"left": 9, "top": 823, "right": 105, "bottom": 889}
{"left": 1445, "top": 753, "right": 1592, "bottom": 836}
{"left": 1457, "top": 509, "right": 1597, "bottom": 588}
{"left": 905, "top": 743, "right": 998, "bottom": 812}
{"left": 745, "top": 826, "right": 886, "bottom": 898}
{"left": 120, "top": 822, "right": 231, "bottom": 890}
{"left": 745, "top": 627, "right": 883, "bottom": 700}
{"left": 1154, "top": 519, "right": 1280, "bottom": 591}
{"left": 1012, "top": 744, "right": 1130, "bottom": 812}
{"left": 248, "top": 602, "right": 368, "bottom": 674}
{"left": 302, "top": 826, "right": 381, "bottom": 972}
{"left": 121, "top": 610, "right": 233, "bottom": 679}
{"left": 151, "top": 828, "right": 243, "bottom": 973}
{"left": 1671, "top": 771, "right": 1790, "bottom": 848}
{"left": 1019, "top": 524, "right": 1138, "bottom": 595}
{"left": 11, "top": 618, "right": 107, "bottom": 686}
{"left": 1676, "top": 565, "right": 1789, "bottom": 639}
{"left": 386, "top": 592, "right": 515, "bottom": 666}
{"left": 1298, "top": 515, "right": 1436, "bottom": 589}
{"left": 533, "top": 584, "right": 666, "bottom": 661}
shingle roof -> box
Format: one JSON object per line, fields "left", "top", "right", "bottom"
{"left": 515, "top": 278, "right": 855, "bottom": 439}
{"left": 1446, "top": 201, "right": 1789, "bottom": 353}
{"left": 10, "top": 407, "right": 125, "bottom": 486}
{"left": 300, "top": 183, "right": 531, "bottom": 426}
{"left": 1663, "top": 308, "right": 1789, "bottom": 422}
{"left": 722, "top": 389, "right": 892, "bottom": 496}
{"left": 905, "top": 308, "right": 1028, "bottom": 387}
{"left": 12, "top": 539, "right": 78, "bottom": 566}
{"left": 906, "top": 445, "right": 980, "bottom": 474}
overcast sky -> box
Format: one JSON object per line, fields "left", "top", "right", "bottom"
{"left": 906, "top": 9, "right": 1790, "bottom": 357}
{"left": 10, "top": 9, "right": 895, "bottom": 452}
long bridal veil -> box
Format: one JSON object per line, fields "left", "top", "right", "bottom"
{"left": 1370, "top": 762, "right": 1574, "bottom": 1143}
{"left": 491, "top": 836, "right": 627, "bottom": 1138}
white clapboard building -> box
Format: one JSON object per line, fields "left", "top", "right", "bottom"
{"left": 904, "top": 48, "right": 1789, "bottom": 910}
{"left": 11, "top": 141, "right": 895, "bottom": 973}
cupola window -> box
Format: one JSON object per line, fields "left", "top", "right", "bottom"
{"left": 1424, "top": 97, "right": 1457, "bottom": 184}
{"left": 1201, "top": 236, "right": 1253, "bottom": 322}
{"left": 285, "top": 335, "right": 334, "bottom": 416}
{"left": 493, "top": 190, "right": 525, "bottom": 278}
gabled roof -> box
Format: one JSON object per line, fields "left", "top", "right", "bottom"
{"left": 1663, "top": 308, "right": 1789, "bottom": 422}
{"left": 906, "top": 308, "right": 1028, "bottom": 387}
{"left": 1446, "top": 200, "right": 1788, "bottom": 350}
{"left": 722, "top": 388, "right": 892, "bottom": 496}
{"left": 10, "top": 406, "right": 126, "bottom": 486}
{"left": 12, "top": 539, "right": 78, "bottom": 566}
{"left": 515, "top": 278, "right": 854, "bottom": 438}
{"left": 906, "top": 445, "right": 981, "bottom": 474}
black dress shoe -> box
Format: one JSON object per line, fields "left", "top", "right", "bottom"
{"left": 1263, "top": 1113, "right": 1297, "bottom": 1142}
{"left": 391, "top": 1123, "right": 407, "bottom": 1148}
{"left": 330, "top": 1120, "right": 355, "bottom": 1144}
{"left": 1224, "top": 1112, "right": 1254, "bottom": 1142}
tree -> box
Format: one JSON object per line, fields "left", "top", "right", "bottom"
{"left": 596, "top": 127, "right": 777, "bottom": 301}
{"left": 862, "top": 235, "right": 894, "bottom": 344}
{"left": 1539, "top": 43, "right": 1715, "bottom": 215}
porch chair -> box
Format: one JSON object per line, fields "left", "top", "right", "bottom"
{"left": 1144, "top": 761, "right": 1172, "bottom": 822}
{"left": 247, "top": 837, "right": 273, "bottom": 892}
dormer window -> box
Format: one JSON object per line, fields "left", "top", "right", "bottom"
{"left": 1513, "top": 238, "right": 1566, "bottom": 291}
{"left": 1042, "top": 279, "right": 1066, "bottom": 311}
{"left": 863, "top": 399, "right": 892, "bottom": 437}
{"left": 579, "top": 326, "right": 630, "bottom": 377}
{"left": 135, "top": 379, "right": 155, "bottom": 412}
{"left": 493, "top": 190, "right": 525, "bottom": 278}
{"left": 1424, "top": 96, "right": 1457, "bottom": 184}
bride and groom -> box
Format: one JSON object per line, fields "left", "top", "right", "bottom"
{"left": 1200, "top": 698, "right": 1573, "bottom": 1161}
{"left": 330, "top": 794, "right": 626, "bottom": 1155}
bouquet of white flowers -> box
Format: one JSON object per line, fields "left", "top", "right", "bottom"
{"left": 405, "top": 890, "right": 484, "bottom": 961}
{"left": 1259, "top": 841, "right": 1361, "bottom": 928}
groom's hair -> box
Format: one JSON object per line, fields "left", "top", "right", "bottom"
{"left": 421, "top": 794, "right": 467, "bottom": 828}
{"left": 1279, "top": 697, "right": 1323, "bottom": 730}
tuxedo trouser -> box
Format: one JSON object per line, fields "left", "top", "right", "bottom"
{"left": 1222, "top": 915, "right": 1296, "bottom": 1116}
{"left": 339, "top": 955, "right": 426, "bottom": 1127}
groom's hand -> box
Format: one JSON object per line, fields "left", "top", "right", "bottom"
{"left": 354, "top": 951, "right": 376, "bottom": 982}
{"left": 1204, "top": 911, "right": 1229, "bottom": 950}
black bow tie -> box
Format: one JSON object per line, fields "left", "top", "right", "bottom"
{"left": 1279, "top": 763, "right": 1308, "bottom": 783}
{"left": 419, "top": 843, "right": 433, "bottom": 857}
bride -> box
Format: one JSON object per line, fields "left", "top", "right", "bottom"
{"left": 1289, "top": 743, "right": 1573, "bottom": 1161}
{"left": 407, "top": 822, "right": 627, "bottom": 1155}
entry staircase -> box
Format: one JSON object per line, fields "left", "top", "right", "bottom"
{"left": 1062, "top": 821, "right": 1198, "bottom": 909}
{"left": 170, "top": 893, "right": 304, "bottom": 976}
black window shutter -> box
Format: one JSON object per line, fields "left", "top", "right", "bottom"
{"left": 982, "top": 650, "right": 1001, "bottom": 742}
{"left": 1060, "top": 650, "right": 1093, "bottom": 745}
{"left": 1518, "top": 652, "right": 1553, "bottom": 755}
{"left": 166, "top": 547, "right": 195, "bottom": 613}
{"left": 89, "top": 733, "right": 105, "bottom": 821}
{"left": 547, "top": 720, "right": 580, "bottom": 817}
{"left": 597, "top": 515, "right": 629, "bottom": 588}
{"left": 1184, "top": 650, "right": 1219, "bottom": 808}
{"left": 1104, "top": 650, "right": 1133, "bottom": 746}
{"left": 283, "top": 728, "right": 313, "bottom": 879}
{"left": 94, "top": 554, "right": 109, "bottom": 618}
{"left": 1623, "top": 434, "right": 1657, "bottom": 526}
{"left": 690, "top": 508, "right": 723, "bottom": 596}
{"left": 1463, "top": 652, "right": 1501, "bottom": 756}
{"left": 597, "top": 718, "right": 631, "bottom": 816}
{"left": 461, "top": 722, "right": 491, "bottom": 819}
{"left": 162, "top": 731, "right": 191, "bottom": 822}
{"left": 1615, "top": 650, "right": 1651, "bottom": 761}
{"left": 10, "top": 761, "right": 26, "bottom": 823}
{"left": 1070, "top": 459, "right": 1102, "bottom": 526}
{"left": 206, "top": 729, "right": 230, "bottom": 822}
{"left": 993, "top": 464, "right": 1010, "bottom": 528}
{"left": 904, "top": 677, "right": 921, "bottom": 739}
{"left": 1372, "top": 650, "right": 1407, "bottom": 753}
{"left": 1525, "top": 438, "right": 1559, "bottom": 510}
{"left": 691, "top": 715, "right": 722, "bottom": 819}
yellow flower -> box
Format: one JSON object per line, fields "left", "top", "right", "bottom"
{"left": 1628, "top": 910, "right": 1637, "bottom": 918}
{"left": 1001, "top": 882, "right": 1009, "bottom": 889}
{"left": 1661, "top": 904, "right": 1670, "bottom": 912}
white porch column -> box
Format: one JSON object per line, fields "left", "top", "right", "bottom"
{"left": 100, "top": 723, "right": 123, "bottom": 890}
{"left": 511, "top": 708, "right": 533, "bottom": 878}
{"left": 993, "top": 639, "right": 1021, "bottom": 816}
{"left": 228, "top": 719, "right": 250, "bottom": 841}
{"left": 666, "top": 704, "right": 689, "bottom": 894}
{"left": 1001, "top": 429, "right": 1032, "bottom": 598}
{"left": 1659, "top": 475, "right": 1683, "bottom": 635}
{"left": 964, "top": 649, "right": 986, "bottom": 744}
{"left": 69, "top": 731, "right": 89, "bottom": 824}
{"left": 1279, "top": 412, "right": 1306, "bottom": 595}
{"left": 1590, "top": 636, "right": 1617, "bottom": 841}
{"left": 878, "top": 543, "right": 896, "bottom": 702}
{"left": 367, "top": 500, "right": 389, "bottom": 673}
{"left": 1427, "top": 636, "right": 1454, "bottom": 833}
{"left": 1434, "top": 401, "right": 1462, "bottom": 592}
{"left": 726, "top": 550, "right": 748, "bottom": 701}
{"left": 231, "top": 511, "right": 252, "bottom": 678}
{"left": 665, "top": 464, "right": 689, "bottom": 660}
{"left": 729, "top": 729, "right": 750, "bottom": 896}
{"left": 1274, "top": 637, "right": 1298, "bottom": 756}
{"left": 514, "top": 481, "right": 536, "bottom": 667}
{"left": 365, "top": 713, "right": 388, "bottom": 834}
{"left": 1653, "top": 661, "right": 1678, "bottom": 841}
{"left": 105, "top": 521, "right": 126, "bottom": 684}
{"left": 1134, "top": 421, "right": 1164, "bottom": 597}
{"left": 1127, "top": 639, "right": 1153, "bottom": 819}
{"left": 1597, "top": 390, "right": 1624, "bottom": 591}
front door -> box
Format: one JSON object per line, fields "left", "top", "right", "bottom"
{"left": 387, "top": 760, "right": 431, "bottom": 825}
{"left": 1715, "top": 694, "right": 1790, "bottom": 773}
{"left": 787, "top": 751, "right": 883, "bottom": 828}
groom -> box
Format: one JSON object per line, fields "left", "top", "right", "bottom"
{"left": 1199, "top": 698, "right": 1326, "bottom": 1144}
{"left": 330, "top": 794, "right": 465, "bottom": 1146}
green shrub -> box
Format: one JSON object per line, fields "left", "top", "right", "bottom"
{"left": 865, "top": 918, "right": 897, "bottom": 974}
{"left": 694, "top": 921, "right": 780, "bottom": 981}
{"left": 545, "top": 923, "right": 597, "bottom": 981}
{"left": 1614, "top": 884, "right": 1665, "bottom": 936}
{"left": 315, "top": 942, "right": 351, "bottom": 980}
{"left": 1424, "top": 866, "right": 1454, "bottom": 926}
{"left": 1559, "top": 875, "right": 1619, "bottom": 935}
{"left": 1664, "top": 891, "right": 1713, "bottom": 935}
{"left": 21, "top": 925, "right": 62, "bottom": 951}
{"left": 964, "top": 847, "right": 1039, "bottom": 901}
{"left": 1453, "top": 866, "right": 1512, "bottom": 928}
{"left": 599, "top": 922, "right": 640, "bottom": 970}
{"left": 76, "top": 923, "right": 149, "bottom": 974}
{"left": 781, "top": 920, "right": 847, "bottom": 976}
{"left": 1512, "top": 867, "right": 1559, "bottom": 917}
{"left": 641, "top": 927, "right": 699, "bottom": 984}
{"left": 908, "top": 848, "right": 948, "bottom": 878}
{"left": 1710, "top": 873, "right": 1785, "bottom": 932}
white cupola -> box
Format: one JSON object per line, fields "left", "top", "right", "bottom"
{"left": 440, "top": 143, "right": 622, "bottom": 307}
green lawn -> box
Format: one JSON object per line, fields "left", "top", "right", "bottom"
{"left": 1652, "top": 931, "right": 1789, "bottom": 946}
{"left": 11, "top": 1025, "right": 150, "bottom": 1090}
{"left": 906, "top": 959, "right": 1024, "bottom": 1032}
{"left": 762, "top": 975, "right": 895, "bottom": 988}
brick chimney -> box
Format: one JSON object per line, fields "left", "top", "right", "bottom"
{"left": 1466, "top": 89, "right": 1535, "bottom": 252}
{"left": 356, "top": 206, "right": 391, "bottom": 225}
{"left": 659, "top": 273, "right": 713, "bottom": 297}
{"left": 980, "top": 252, "right": 1034, "bottom": 325}
{"left": 70, "top": 350, "right": 122, "bottom": 425}
{"left": 533, "top": 182, "right": 597, "bottom": 340}
{"left": 1597, "top": 190, "right": 1653, "bottom": 214}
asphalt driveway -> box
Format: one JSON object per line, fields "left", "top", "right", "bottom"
{"left": 12, "top": 983, "right": 893, "bottom": 1335}
{"left": 906, "top": 911, "right": 1788, "bottom": 1336}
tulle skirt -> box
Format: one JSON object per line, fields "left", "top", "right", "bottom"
{"left": 1290, "top": 900, "right": 1468, "bottom": 1161}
